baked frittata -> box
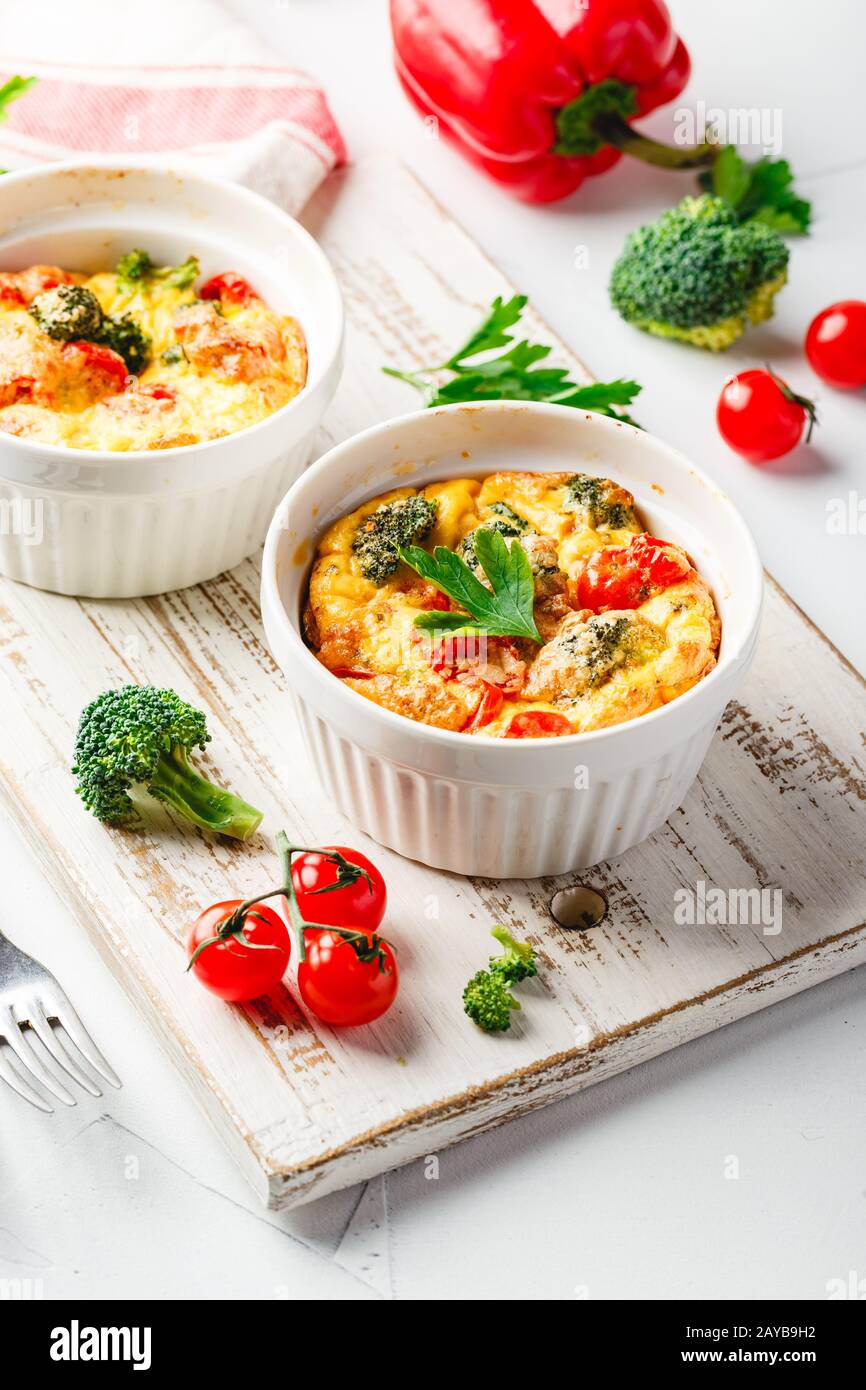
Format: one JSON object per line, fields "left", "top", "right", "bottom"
{"left": 304, "top": 471, "right": 722, "bottom": 738}
{"left": 0, "top": 255, "right": 306, "bottom": 450}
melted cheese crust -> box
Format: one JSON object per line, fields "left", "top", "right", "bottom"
{"left": 0, "top": 263, "right": 307, "bottom": 450}
{"left": 305, "top": 471, "right": 722, "bottom": 738}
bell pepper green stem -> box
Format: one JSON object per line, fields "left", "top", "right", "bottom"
{"left": 553, "top": 78, "right": 718, "bottom": 171}
{"left": 594, "top": 112, "right": 719, "bottom": 169}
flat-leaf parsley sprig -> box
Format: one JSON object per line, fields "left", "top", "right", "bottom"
{"left": 698, "top": 145, "right": 811, "bottom": 236}
{"left": 383, "top": 294, "right": 642, "bottom": 424}
{"left": 399, "top": 527, "right": 542, "bottom": 644}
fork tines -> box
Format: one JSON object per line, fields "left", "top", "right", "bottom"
{"left": 0, "top": 989, "right": 121, "bottom": 1113}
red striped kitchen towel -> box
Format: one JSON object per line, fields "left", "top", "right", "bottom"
{"left": 0, "top": 0, "right": 345, "bottom": 215}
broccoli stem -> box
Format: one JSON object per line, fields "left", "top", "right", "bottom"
{"left": 148, "top": 744, "right": 262, "bottom": 842}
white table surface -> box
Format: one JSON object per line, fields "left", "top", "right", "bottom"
{"left": 1, "top": 0, "right": 864, "bottom": 1302}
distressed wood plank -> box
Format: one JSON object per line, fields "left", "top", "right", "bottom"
{"left": 0, "top": 157, "right": 863, "bottom": 1207}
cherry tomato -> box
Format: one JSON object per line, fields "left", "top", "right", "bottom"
{"left": 0, "top": 376, "right": 41, "bottom": 408}
{"left": 28, "top": 269, "right": 72, "bottom": 296}
{"left": 465, "top": 680, "right": 504, "bottom": 731}
{"left": 330, "top": 666, "right": 375, "bottom": 680}
{"left": 424, "top": 633, "right": 525, "bottom": 694}
{"left": 403, "top": 581, "right": 451, "bottom": 611}
{"left": 297, "top": 927, "right": 398, "bottom": 1027}
{"left": 419, "top": 586, "right": 451, "bottom": 611}
{"left": 187, "top": 899, "right": 291, "bottom": 1002}
{"left": 505, "top": 710, "right": 575, "bottom": 738}
{"left": 138, "top": 383, "right": 175, "bottom": 402}
{"left": 577, "top": 533, "right": 691, "bottom": 611}
{"left": 0, "top": 267, "right": 70, "bottom": 304}
{"left": 199, "top": 272, "right": 258, "bottom": 307}
{"left": 292, "top": 845, "right": 387, "bottom": 933}
{"left": 805, "top": 300, "right": 866, "bottom": 389}
{"left": 717, "top": 369, "right": 817, "bottom": 463}
{"left": 63, "top": 340, "right": 129, "bottom": 392}
{"left": 426, "top": 631, "right": 487, "bottom": 675}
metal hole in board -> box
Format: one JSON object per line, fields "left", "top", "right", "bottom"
{"left": 549, "top": 884, "right": 608, "bottom": 931}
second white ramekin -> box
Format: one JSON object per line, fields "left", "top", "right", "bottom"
{"left": 261, "top": 403, "right": 763, "bottom": 878}
{"left": 0, "top": 160, "right": 344, "bottom": 597}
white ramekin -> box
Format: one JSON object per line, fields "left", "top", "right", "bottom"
{"left": 0, "top": 160, "right": 343, "bottom": 597}
{"left": 261, "top": 402, "right": 763, "bottom": 878}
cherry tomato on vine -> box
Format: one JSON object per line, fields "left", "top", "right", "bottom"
{"left": 717, "top": 369, "right": 817, "bottom": 463}
{"left": 805, "top": 300, "right": 866, "bottom": 389}
{"left": 577, "top": 533, "right": 691, "bottom": 612}
{"left": 291, "top": 846, "right": 387, "bottom": 933}
{"left": 186, "top": 899, "right": 291, "bottom": 1002}
{"left": 297, "top": 927, "right": 398, "bottom": 1027}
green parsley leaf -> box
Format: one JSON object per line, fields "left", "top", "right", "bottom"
{"left": 445, "top": 294, "right": 528, "bottom": 366}
{"left": 383, "top": 295, "right": 643, "bottom": 424}
{"left": 547, "top": 378, "right": 641, "bottom": 409}
{"left": 0, "top": 75, "right": 36, "bottom": 167}
{"left": 702, "top": 144, "right": 751, "bottom": 208}
{"left": 698, "top": 145, "right": 811, "bottom": 235}
{"left": 0, "top": 75, "right": 37, "bottom": 123}
{"left": 399, "top": 529, "right": 542, "bottom": 643}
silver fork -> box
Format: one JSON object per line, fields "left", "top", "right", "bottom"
{"left": 0, "top": 927, "right": 121, "bottom": 1112}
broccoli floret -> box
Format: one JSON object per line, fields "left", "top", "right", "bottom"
{"left": 459, "top": 514, "right": 526, "bottom": 573}
{"left": 562, "top": 474, "right": 637, "bottom": 530}
{"left": 99, "top": 313, "right": 151, "bottom": 374}
{"left": 488, "top": 924, "right": 537, "bottom": 983}
{"left": 116, "top": 250, "right": 199, "bottom": 290}
{"left": 29, "top": 283, "right": 151, "bottom": 371}
{"left": 463, "top": 926, "right": 537, "bottom": 1032}
{"left": 159, "top": 255, "right": 199, "bottom": 289}
{"left": 116, "top": 248, "right": 153, "bottom": 282}
{"left": 72, "top": 686, "right": 263, "bottom": 841}
{"left": 486, "top": 501, "right": 529, "bottom": 532}
{"left": 30, "top": 285, "right": 104, "bottom": 341}
{"left": 461, "top": 515, "right": 565, "bottom": 591}
{"left": 352, "top": 495, "right": 438, "bottom": 584}
{"left": 463, "top": 969, "right": 521, "bottom": 1033}
{"left": 609, "top": 195, "right": 789, "bottom": 351}
{"left": 560, "top": 612, "right": 663, "bottom": 690}
{"left": 567, "top": 614, "right": 635, "bottom": 688}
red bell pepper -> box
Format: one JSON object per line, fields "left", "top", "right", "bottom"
{"left": 389, "top": 0, "right": 714, "bottom": 203}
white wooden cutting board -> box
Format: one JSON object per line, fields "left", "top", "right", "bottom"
{"left": 0, "top": 156, "right": 864, "bottom": 1208}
